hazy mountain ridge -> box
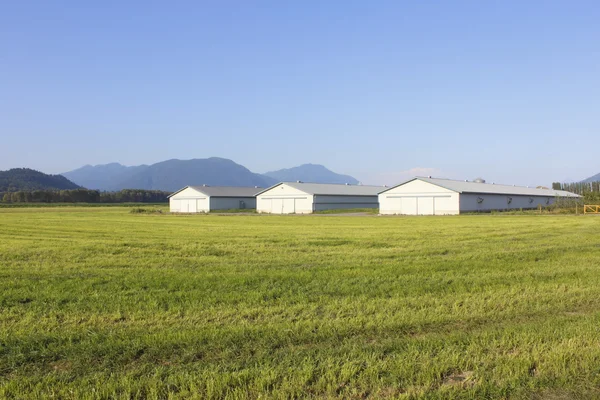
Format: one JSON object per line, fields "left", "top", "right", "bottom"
{"left": 62, "top": 158, "right": 277, "bottom": 191}
{"left": 264, "top": 164, "right": 359, "bottom": 185}
{"left": 61, "top": 159, "right": 359, "bottom": 191}
{"left": 112, "top": 158, "right": 276, "bottom": 191}
{"left": 0, "top": 168, "right": 81, "bottom": 192}
{"left": 63, "top": 163, "right": 149, "bottom": 191}
{"left": 581, "top": 172, "right": 600, "bottom": 183}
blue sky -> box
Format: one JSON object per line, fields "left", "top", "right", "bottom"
{"left": 1, "top": 1, "right": 599, "bottom": 186}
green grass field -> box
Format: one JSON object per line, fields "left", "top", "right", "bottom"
{"left": 1, "top": 208, "right": 599, "bottom": 399}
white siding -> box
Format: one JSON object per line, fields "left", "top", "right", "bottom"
{"left": 459, "top": 193, "right": 554, "bottom": 213}
{"left": 170, "top": 199, "right": 180, "bottom": 213}
{"left": 170, "top": 187, "right": 209, "bottom": 213}
{"left": 379, "top": 180, "right": 460, "bottom": 215}
{"left": 257, "top": 183, "right": 313, "bottom": 214}
{"left": 210, "top": 197, "right": 257, "bottom": 211}
{"left": 170, "top": 198, "right": 209, "bottom": 213}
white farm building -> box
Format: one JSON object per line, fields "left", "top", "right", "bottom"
{"left": 169, "top": 185, "right": 261, "bottom": 213}
{"left": 256, "top": 182, "right": 383, "bottom": 214}
{"left": 379, "top": 177, "right": 580, "bottom": 215}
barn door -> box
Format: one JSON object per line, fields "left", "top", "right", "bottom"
{"left": 417, "top": 197, "right": 434, "bottom": 215}
{"left": 271, "top": 199, "right": 283, "bottom": 214}
{"left": 282, "top": 198, "right": 295, "bottom": 214}
{"left": 401, "top": 197, "right": 417, "bottom": 215}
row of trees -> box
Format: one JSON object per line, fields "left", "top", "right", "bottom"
{"left": 581, "top": 192, "right": 600, "bottom": 203}
{"left": 552, "top": 181, "right": 600, "bottom": 203}
{"left": 1, "top": 189, "right": 169, "bottom": 203}
{"left": 553, "top": 181, "right": 600, "bottom": 194}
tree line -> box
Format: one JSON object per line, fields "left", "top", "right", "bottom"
{"left": 552, "top": 181, "right": 600, "bottom": 203}
{"left": 1, "top": 189, "right": 169, "bottom": 203}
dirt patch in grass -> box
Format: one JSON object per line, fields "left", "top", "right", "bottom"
{"left": 532, "top": 389, "right": 593, "bottom": 400}
{"left": 442, "top": 370, "right": 475, "bottom": 387}
{"left": 376, "top": 386, "right": 407, "bottom": 398}
{"left": 51, "top": 360, "right": 73, "bottom": 373}
{"left": 564, "top": 311, "right": 587, "bottom": 317}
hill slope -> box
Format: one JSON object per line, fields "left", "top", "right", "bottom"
{"left": 264, "top": 164, "right": 359, "bottom": 185}
{"left": 113, "top": 158, "right": 277, "bottom": 191}
{"left": 581, "top": 172, "right": 600, "bottom": 183}
{"left": 0, "top": 168, "right": 82, "bottom": 192}
{"left": 62, "top": 159, "right": 358, "bottom": 191}
{"left": 63, "top": 158, "right": 277, "bottom": 191}
{"left": 62, "top": 163, "right": 149, "bottom": 190}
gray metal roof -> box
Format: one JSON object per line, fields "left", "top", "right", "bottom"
{"left": 169, "top": 185, "right": 263, "bottom": 198}
{"left": 382, "top": 177, "right": 581, "bottom": 198}
{"left": 257, "top": 182, "right": 385, "bottom": 196}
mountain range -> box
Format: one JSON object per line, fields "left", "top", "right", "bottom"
{"left": 5, "top": 160, "right": 598, "bottom": 193}
{"left": 0, "top": 168, "right": 81, "bottom": 192}
{"left": 61, "top": 158, "right": 359, "bottom": 191}
{"left": 264, "top": 164, "right": 359, "bottom": 185}
{"left": 61, "top": 162, "right": 149, "bottom": 191}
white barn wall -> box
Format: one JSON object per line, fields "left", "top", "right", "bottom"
{"left": 210, "top": 197, "right": 257, "bottom": 210}
{"left": 257, "top": 183, "right": 313, "bottom": 214}
{"left": 459, "top": 193, "right": 553, "bottom": 213}
{"left": 379, "top": 180, "right": 460, "bottom": 215}
{"left": 171, "top": 187, "right": 203, "bottom": 198}
{"left": 170, "top": 187, "right": 209, "bottom": 213}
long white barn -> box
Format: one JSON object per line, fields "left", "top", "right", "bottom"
{"left": 379, "top": 177, "right": 580, "bottom": 215}
{"left": 169, "top": 185, "right": 261, "bottom": 213}
{"left": 256, "top": 182, "right": 383, "bottom": 214}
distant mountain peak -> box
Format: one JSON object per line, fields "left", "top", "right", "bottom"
{"left": 61, "top": 158, "right": 359, "bottom": 191}
{"left": 265, "top": 164, "right": 359, "bottom": 185}
{"left": 62, "top": 163, "right": 149, "bottom": 190}
{"left": 62, "top": 157, "right": 276, "bottom": 191}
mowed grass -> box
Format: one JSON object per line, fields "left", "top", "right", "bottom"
{"left": 1, "top": 208, "right": 600, "bottom": 399}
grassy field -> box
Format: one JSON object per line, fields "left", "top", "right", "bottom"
{"left": 1, "top": 208, "right": 600, "bottom": 399}
{"left": 0, "top": 203, "right": 168, "bottom": 208}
